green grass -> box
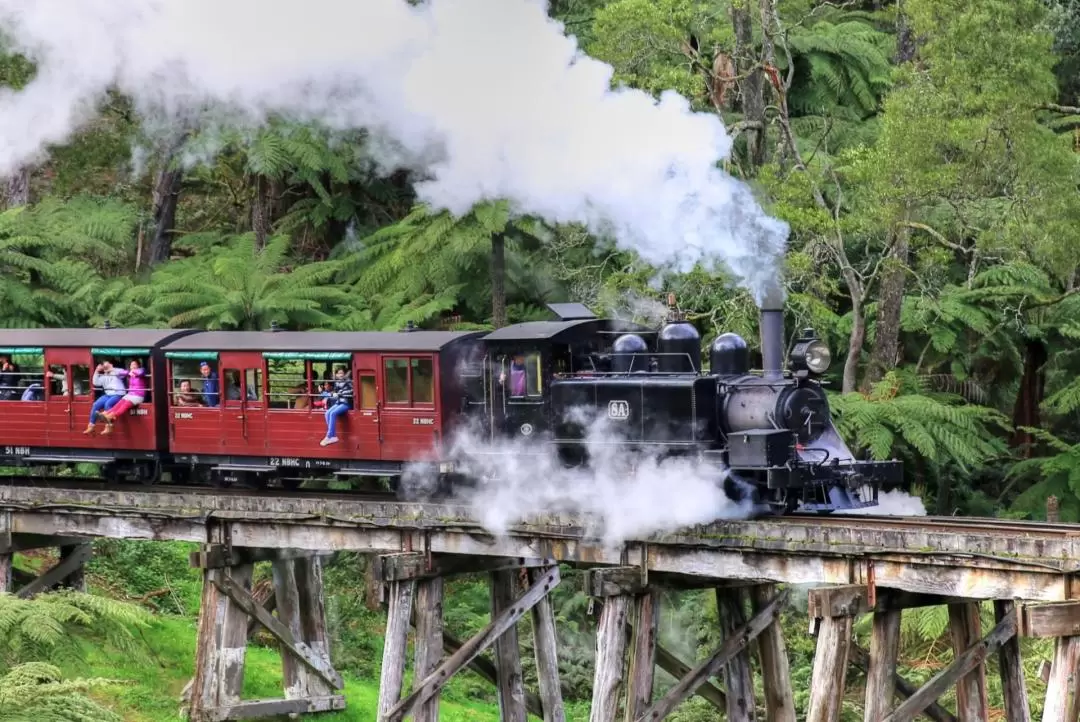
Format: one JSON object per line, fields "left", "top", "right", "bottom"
{"left": 60, "top": 615, "right": 505, "bottom": 722}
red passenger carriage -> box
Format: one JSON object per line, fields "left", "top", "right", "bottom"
{"left": 0, "top": 329, "right": 195, "bottom": 477}
{"left": 160, "top": 330, "right": 484, "bottom": 486}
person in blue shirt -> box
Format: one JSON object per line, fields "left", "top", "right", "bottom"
{"left": 199, "top": 362, "right": 220, "bottom": 407}
{"left": 320, "top": 367, "right": 353, "bottom": 447}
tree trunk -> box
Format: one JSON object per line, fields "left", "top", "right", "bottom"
{"left": 1009, "top": 340, "right": 1047, "bottom": 458}
{"left": 862, "top": 224, "right": 910, "bottom": 389}
{"left": 147, "top": 153, "right": 183, "bottom": 268}
{"left": 731, "top": 0, "right": 767, "bottom": 169}
{"left": 4, "top": 167, "right": 30, "bottom": 209}
{"left": 251, "top": 174, "right": 273, "bottom": 250}
{"left": 894, "top": 0, "right": 917, "bottom": 65}
{"left": 491, "top": 233, "right": 507, "bottom": 329}
{"left": 843, "top": 291, "right": 865, "bottom": 394}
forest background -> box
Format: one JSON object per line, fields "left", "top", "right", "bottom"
{"left": 1, "top": 0, "right": 1079, "bottom": 719}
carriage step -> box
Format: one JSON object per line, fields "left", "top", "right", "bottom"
{"left": 213, "top": 464, "right": 277, "bottom": 473}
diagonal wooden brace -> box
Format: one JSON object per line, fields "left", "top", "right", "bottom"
{"left": 212, "top": 574, "right": 344, "bottom": 690}
{"left": 634, "top": 587, "right": 789, "bottom": 722}
{"left": 881, "top": 609, "right": 1017, "bottom": 722}
{"left": 383, "top": 566, "right": 561, "bottom": 722}
{"left": 17, "top": 543, "right": 92, "bottom": 598}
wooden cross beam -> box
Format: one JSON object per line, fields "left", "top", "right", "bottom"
{"left": 16, "top": 542, "right": 92, "bottom": 598}
{"left": 212, "top": 573, "right": 344, "bottom": 690}
{"left": 848, "top": 645, "right": 957, "bottom": 722}
{"left": 633, "top": 587, "right": 789, "bottom": 722}
{"left": 382, "top": 566, "right": 561, "bottom": 722}
{"left": 881, "top": 609, "right": 1017, "bottom": 722}
{"left": 374, "top": 552, "right": 557, "bottom": 582}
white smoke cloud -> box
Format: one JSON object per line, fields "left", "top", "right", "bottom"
{"left": 401, "top": 414, "right": 759, "bottom": 548}
{"left": 0, "top": 0, "right": 788, "bottom": 305}
{"left": 845, "top": 488, "right": 927, "bottom": 516}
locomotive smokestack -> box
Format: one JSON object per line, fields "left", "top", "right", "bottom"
{"left": 760, "top": 306, "right": 784, "bottom": 381}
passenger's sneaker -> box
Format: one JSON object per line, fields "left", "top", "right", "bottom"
{"left": 82, "top": 424, "right": 95, "bottom": 435}
{"left": 320, "top": 437, "right": 339, "bottom": 446}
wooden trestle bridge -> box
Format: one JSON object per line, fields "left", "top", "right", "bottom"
{"left": 0, "top": 482, "right": 1078, "bottom": 722}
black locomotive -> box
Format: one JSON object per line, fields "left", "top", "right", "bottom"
{"left": 470, "top": 300, "right": 901, "bottom": 515}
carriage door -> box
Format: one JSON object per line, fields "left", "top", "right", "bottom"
{"left": 352, "top": 353, "right": 382, "bottom": 460}
{"left": 43, "top": 348, "right": 92, "bottom": 439}
{"left": 219, "top": 352, "right": 267, "bottom": 457}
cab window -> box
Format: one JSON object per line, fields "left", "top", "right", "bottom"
{"left": 501, "top": 351, "right": 542, "bottom": 399}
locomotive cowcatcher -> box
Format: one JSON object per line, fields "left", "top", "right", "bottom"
{"left": 0, "top": 301, "right": 901, "bottom": 515}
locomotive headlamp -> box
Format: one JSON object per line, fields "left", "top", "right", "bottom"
{"left": 790, "top": 329, "right": 832, "bottom": 375}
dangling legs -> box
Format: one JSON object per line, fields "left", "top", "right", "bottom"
{"left": 85, "top": 395, "right": 122, "bottom": 434}
{"left": 100, "top": 396, "right": 142, "bottom": 436}
{"left": 320, "top": 403, "right": 349, "bottom": 446}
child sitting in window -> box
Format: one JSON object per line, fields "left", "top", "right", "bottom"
{"left": 320, "top": 367, "right": 352, "bottom": 447}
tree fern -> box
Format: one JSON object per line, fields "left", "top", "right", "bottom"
{"left": 125, "top": 232, "right": 351, "bottom": 330}
{"left": 830, "top": 370, "right": 1010, "bottom": 471}
{"left": 0, "top": 663, "right": 121, "bottom": 722}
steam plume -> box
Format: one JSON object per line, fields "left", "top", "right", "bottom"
{"left": 401, "top": 416, "right": 758, "bottom": 547}
{"left": 0, "top": 0, "right": 788, "bottom": 305}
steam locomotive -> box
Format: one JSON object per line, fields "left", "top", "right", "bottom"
{"left": 474, "top": 301, "right": 901, "bottom": 515}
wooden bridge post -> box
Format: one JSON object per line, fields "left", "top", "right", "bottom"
{"left": 491, "top": 568, "right": 528, "bottom": 722}
{"left": 1018, "top": 600, "right": 1080, "bottom": 722}
{"left": 184, "top": 544, "right": 346, "bottom": 722}
{"left": 0, "top": 531, "right": 93, "bottom": 598}
{"left": 717, "top": 586, "right": 756, "bottom": 721}
{"left": 585, "top": 567, "right": 641, "bottom": 722}
{"left": 807, "top": 586, "right": 858, "bottom": 722}
{"left": 527, "top": 566, "right": 566, "bottom": 722}
{"left": 624, "top": 588, "right": 659, "bottom": 722}
{"left": 751, "top": 583, "right": 796, "bottom": 722}
{"left": 947, "top": 601, "right": 989, "bottom": 721}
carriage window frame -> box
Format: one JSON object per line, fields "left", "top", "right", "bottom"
{"left": 168, "top": 359, "right": 214, "bottom": 408}
{"left": 382, "top": 356, "right": 436, "bottom": 407}
{"left": 262, "top": 352, "right": 352, "bottom": 412}
{"left": 0, "top": 349, "right": 45, "bottom": 402}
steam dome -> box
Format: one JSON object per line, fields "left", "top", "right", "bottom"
{"left": 611, "top": 333, "right": 649, "bottom": 373}
{"left": 657, "top": 321, "right": 701, "bottom": 372}
{"left": 710, "top": 333, "right": 749, "bottom": 376}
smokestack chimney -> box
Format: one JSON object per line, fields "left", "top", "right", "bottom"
{"left": 760, "top": 306, "right": 784, "bottom": 381}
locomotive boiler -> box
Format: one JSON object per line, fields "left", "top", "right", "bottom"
{"left": 510, "top": 302, "right": 902, "bottom": 515}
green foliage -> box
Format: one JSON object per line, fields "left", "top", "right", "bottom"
{"left": 124, "top": 231, "right": 351, "bottom": 330}
{"left": 830, "top": 370, "right": 1010, "bottom": 470}
{"left": 0, "top": 662, "right": 121, "bottom": 722}
{"left": 85, "top": 540, "right": 202, "bottom": 615}
{"left": 0, "top": 591, "right": 152, "bottom": 669}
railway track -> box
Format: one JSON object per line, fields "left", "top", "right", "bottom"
{"left": 0, "top": 476, "right": 1075, "bottom": 540}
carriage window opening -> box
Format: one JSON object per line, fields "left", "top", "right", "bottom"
{"left": 70, "top": 365, "right": 91, "bottom": 397}
{"left": 245, "top": 368, "right": 264, "bottom": 405}
{"left": 412, "top": 358, "right": 434, "bottom": 405}
{"left": 267, "top": 359, "right": 308, "bottom": 410}
{"left": 223, "top": 369, "right": 243, "bottom": 403}
{"left": 0, "top": 353, "right": 43, "bottom": 401}
{"left": 170, "top": 360, "right": 207, "bottom": 407}
{"left": 359, "top": 374, "right": 377, "bottom": 410}
{"left": 46, "top": 365, "right": 67, "bottom": 397}
{"left": 384, "top": 358, "right": 409, "bottom": 404}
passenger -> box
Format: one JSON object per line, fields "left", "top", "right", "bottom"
{"left": 0, "top": 358, "right": 19, "bottom": 401}
{"left": 174, "top": 379, "right": 204, "bottom": 407}
{"left": 20, "top": 383, "right": 42, "bottom": 401}
{"left": 199, "top": 362, "right": 220, "bottom": 407}
{"left": 83, "top": 361, "right": 127, "bottom": 434}
{"left": 289, "top": 383, "right": 310, "bottom": 410}
{"left": 319, "top": 367, "right": 352, "bottom": 447}
{"left": 97, "top": 360, "right": 147, "bottom": 435}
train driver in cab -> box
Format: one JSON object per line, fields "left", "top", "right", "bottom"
{"left": 498, "top": 352, "right": 528, "bottom": 397}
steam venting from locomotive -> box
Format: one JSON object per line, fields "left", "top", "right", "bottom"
{"left": 0, "top": 0, "right": 788, "bottom": 306}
